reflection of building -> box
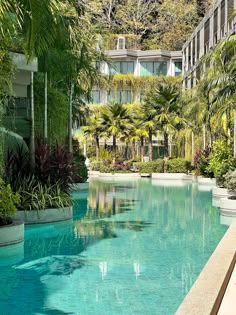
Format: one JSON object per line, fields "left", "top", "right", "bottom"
{"left": 90, "top": 37, "right": 182, "bottom": 105}
{"left": 183, "top": 0, "right": 236, "bottom": 88}
{"left": 3, "top": 53, "right": 38, "bottom": 141}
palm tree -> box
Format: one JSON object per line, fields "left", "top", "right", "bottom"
{"left": 100, "top": 103, "right": 130, "bottom": 160}
{"left": 82, "top": 113, "right": 103, "bottom": 161}
{"left": 144, "top": 79, "right": 181, "bottom": 158}
{"left": 204, "top": 34, "right": 236, "bottom": 156}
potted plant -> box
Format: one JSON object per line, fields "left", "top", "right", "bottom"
{"left": 0, "top": 178, "right": 24, "bottom": 246}
{"left": 220, "top": 170, "right": 236, "bottom": 217}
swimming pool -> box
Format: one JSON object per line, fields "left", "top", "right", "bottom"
{"left": 0, "top": 179, "right": 227, "bottom": 315}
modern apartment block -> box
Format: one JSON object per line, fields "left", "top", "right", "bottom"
{"left": 183, "top": 0, "right": 236, "bottom": 88}
{"left": 3, "top": 53, "right": 38, "bottom": 140}
{"left": 90, "top": 39, "right": 182, "bottom": 104}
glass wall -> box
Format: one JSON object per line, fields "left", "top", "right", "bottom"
{"left": 140, "top": 61, "right": 167, "bottom": 76}
{"left": 108, "top": 90, "right": 132, "bottom": 103}
{"left": 110, "top": 61, "right": 134, "bottom": 74}
{"left": 174, "top": 62, "right": 182, "bottom": 76}
{"left": 90, "top": 90, "right": 101, "bottom": 104}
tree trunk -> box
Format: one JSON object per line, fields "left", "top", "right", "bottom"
{"left": 112, "top": 134, "right": 116, "bottom": 164}
{"left": 44, "top": 71, "right": 48, "bottom": 141}
{"left": 234, "top": 111, "right": 236, "bottom": 159}
{"left": 191, "top": 131, "right": 195, "bottom": 166}
{"left": 203, "top": 124, "right": 206, "bottom": 149}
{"left": 140, "top": 136, "right": 144, "bottom": 162}
{"left": 148, "top": 128, "right": 152, "bottom": 161}
{"left": 164, "top": 131, "right": 169, "bottom": 157}
{"left": 30, "top": 72, "right": 35, "bottom": 171}
{"left": 131, "top": 139, "right": 135, "bottom": 159}
{"left": 124, "top": 141, "right": 129, "bottom": 160}
{"left": 68, "top": 82, "right": 74, "bottom": 154}
{"left": 95, "top": 135, "right": 99, "bottom": 161}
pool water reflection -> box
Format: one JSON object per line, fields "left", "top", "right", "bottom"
{"left": 0, "top": 179, "right": 227, "bottom": 315}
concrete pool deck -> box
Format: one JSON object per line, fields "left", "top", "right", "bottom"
{"left": 176, "top": 220, "right": 236, "bottom": 315}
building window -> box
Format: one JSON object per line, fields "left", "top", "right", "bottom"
{"left": 214, "top": 8, "right": 218, "bottom": 44}
{"left": 197, "top": 31, "right": 200, "bottom": 60}
{"left": 228, "top": 0, "right": 234, "bottom": 30}
{"left": 90, "top": 90, "right": 100, "bottom": 104}
{"left": 140, "top": 61, "right": 167, "bottom": 76}
{"left": 108, "top": 90, "right": 132, "bottom": 104}
{"left": 110, "top": 61, "right": 134, "bottom": 74}
{"left": 174, "top": 62, "right": 182, "bottom": 76}
{"left": 221, "top": 0, "right": 225, "bottom": 37}
{"left": 204, "top": 19, "right": 210, "bottom": 54}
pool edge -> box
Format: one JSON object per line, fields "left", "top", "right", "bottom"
{"left": 175, "top": 220, "right": 236, "bottom": 315}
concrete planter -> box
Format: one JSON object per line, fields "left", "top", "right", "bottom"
{"left": 220, "top": 198, "right": 236, "bottom": 216}
{"left": 0, "top": 220, "right": 24, "bottom": 247}
{"left": 70, "top": 182, "right": 89, "bottom": 191}
{"left": 197, "top": 176, "right": 216, "bottom": 185}
{"left": 220, "top": 215, "right": 236, "bottom": 226}
{"left": 15, "top": 206, "right": 73, "bottom": 225}
{"left": 152, "top": 173, "right": 191, "bottom": 180}
{"left": 212, "top": 187, "right": 229, "bottom": 199}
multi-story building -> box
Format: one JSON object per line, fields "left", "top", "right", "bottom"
{"left": 183, "top": 0, "right": 236, "bottom": 88}
{"left": 3, "top": 53, "right": 38, "bottom": 141}
{"left": 90, "top": 37, "right": 182, "bottom": 105}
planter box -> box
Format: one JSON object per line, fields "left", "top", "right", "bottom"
{"left": 70, "top": 182, "right": 89, "bottom": 191}
{"left": 152, "top": 173, "right": 190, "bottom": 180}
{"left": 197, "top": 176, "right": 216, "bottom": 185}
{"left": 212, "top": 187, "right": 229, "bottom": 199}
{"left": 212, "top": 197, "right": 220, "bottom": 208}
{"left": 220, "top": 198, "right": 236, "bottom": 216}
{"left": 220, "top": 215, "right": 236, "bottom": 226}
{"left": 15, "top": 206, "right": 73, "bottom": 225}
{"left": 0, "top": 220, "right": 24, "bottom": 247}
{"left": 113, "top": 173, "right": 140, "bottom": 178}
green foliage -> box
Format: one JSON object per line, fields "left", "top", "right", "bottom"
{"left": 215, "top": 164, "right": 235, "bottom": 188}
{"left": 73, "top": 152, "right": 88, "bottom": 183}
{"left": 99, "top": 148, "right": 113, "bottom": 161}
{"left": 166, "top": 158, "right": 191, "bottom": 173}
{"left": 0, "top": 178, "right": 20, "bottom": 225}
{"left": 134, "top": 160, "right": 164, "bottom": 173}
{"left": 18, "top": 179, "right": 71, "bottom": 211}
{"left": 225, "top": 170, "right": 236, "bottom": 198}
{"left": 208, "top": 140, "right": 233, "bottom": 178}
{"left": 35, "top": 76, "right": 69, "bottom": 145}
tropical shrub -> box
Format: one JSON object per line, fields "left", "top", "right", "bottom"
{"left": 166, "top": 158, "right": 191, "bottom": 173}
{"left": 134, "top": 160, "right": 164, "bottom": 173}
{"left": 73, "top": 152, "right": 88, "bottom": 183}
{"left": 225, "top": 170, "right": 236, "bottom": 199}
{"left": 4, "top": 142, "right": 74, "bottom": 191}
{"left": 0, "top": 178, "right": 20, "bottom": 226}
{"left": 208, "top": 140, "right": 233, "bottom": 178}
{"left": 194, "top": 146, "right": 213, "bottom": 178}
{"left": 18, "top": 178, "right": 71, "bottom": 211}
{"left": 215, "top": 163, "right": 235, "bottom": 188}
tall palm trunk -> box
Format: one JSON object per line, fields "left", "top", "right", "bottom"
{"left": 234, "top": 111, "right": 236, "bottom": 159}
{"left": 164, "top": 131, "right": 169, "bottom": 157}
{"left": 68, "top": 82, "right": 74, "bottom": 154}
{"left": 131, "top": 139, "right": 135, "bottom": 159}
{"left": 112, "top": 134, "right": 116, "bottom": 164}
{"left": 44, "top": 71, "right": 48, "bottom": 141}
{"left": 191, "top": 131, "right": 195, "bottom": 165}
{"left": 95, "top": 134, "right": 99, "bottom": 161}
{"left": 203, "top": 124, "right": 206, "bottom": 149}
{"left": 148, "top": 127, "right": 152, "bottom": 161}
{"left": 140, "top": 136, "right": 144, "bottom": 162}
{"left": 30, "top": 72, "right": 35, "bottom": 171}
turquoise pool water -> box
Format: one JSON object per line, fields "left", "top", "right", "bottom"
{"left": 0, "top": 179, "right": 227, "bottom": 315}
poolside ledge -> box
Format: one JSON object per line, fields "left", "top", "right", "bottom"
{"left": 176, "top": 220, "right": 236, "bottom": 315}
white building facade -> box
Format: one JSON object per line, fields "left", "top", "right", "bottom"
{"left": 90, "top": 48, "right": 182, "bottom": 104}
{"left": 183, "top": 0, "right": 236, "bottom": 88}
